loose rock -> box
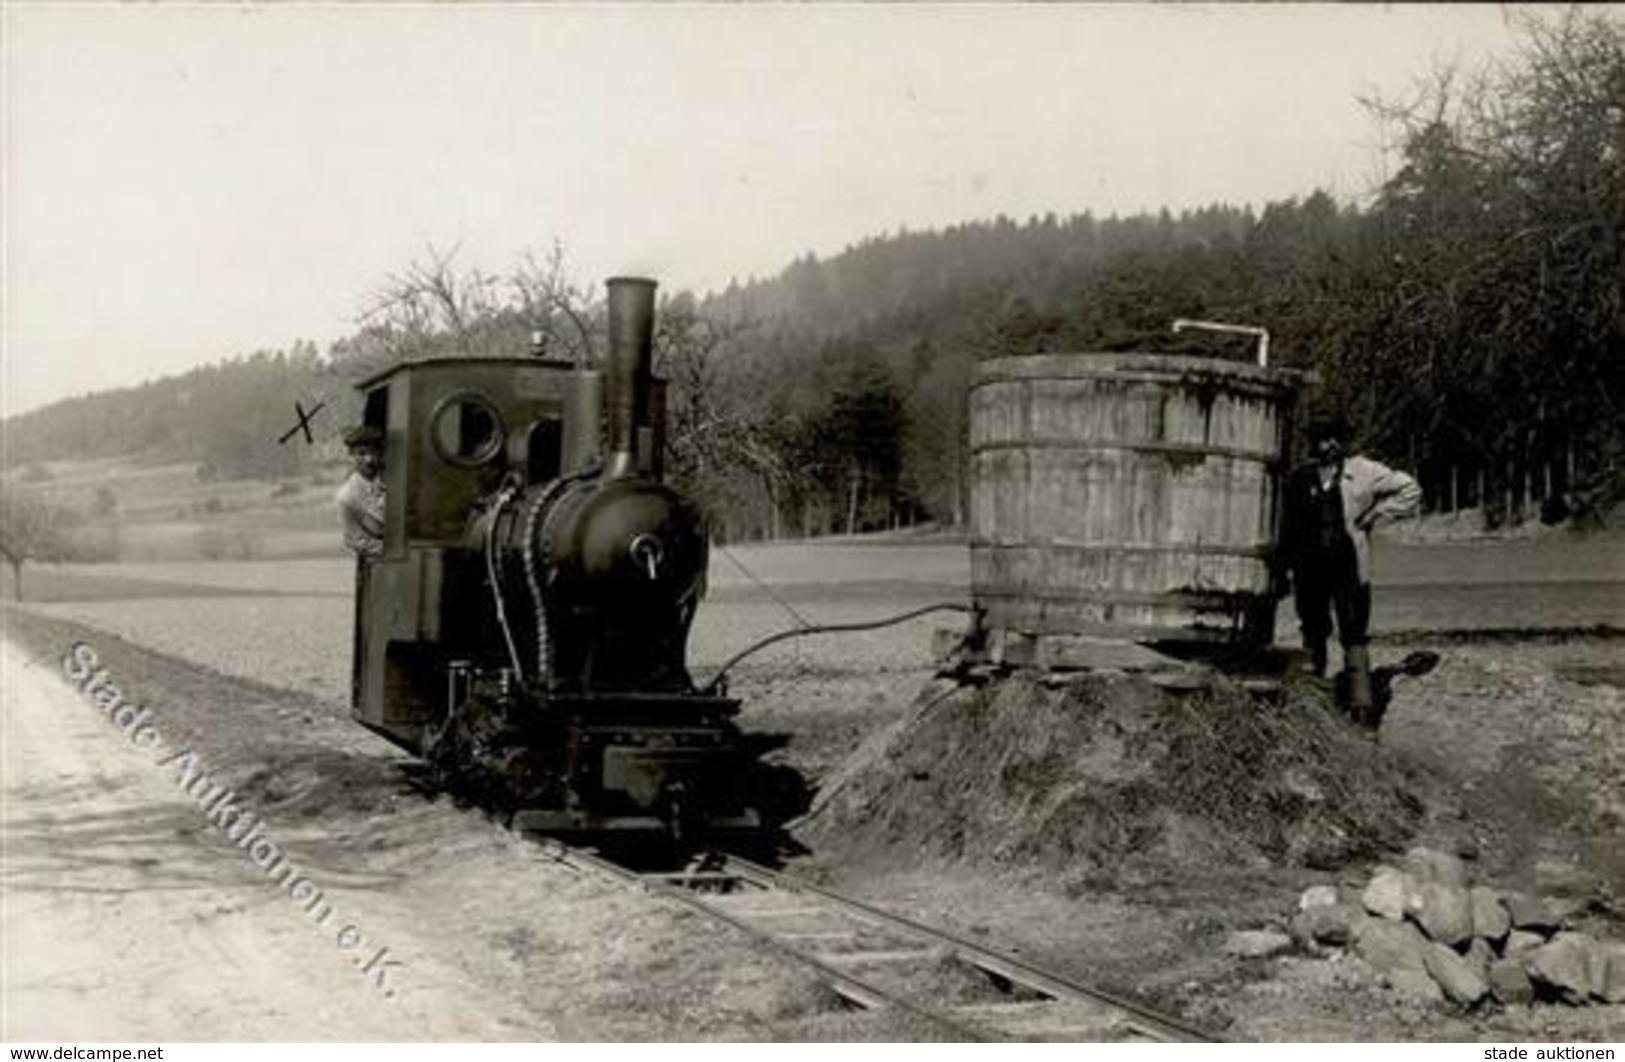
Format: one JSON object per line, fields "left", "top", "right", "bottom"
{"left": 1363, "top": 865, "right": 1411, "bottom": 921}
{"left": 1414, "top": 882, "right": 1474, "bottom": 947}
{"left": 1504, "top": 929, "right": 1546, "bottom": 958}
{"left": 1292, "top": 902, "right": 1367, "bottom": 948}
{"left": 1425, "top": 942, "right": 1490, "bottom": 1007}
{"left": 1549, "top": 895, "right": 1592, "bottom": 924}
{"left": 1403, "top": 875, "right": 1427, "bottom": 918}
{"left": 1527, "top": 932, "right": 1598, "bottom": 1004}
{"left": 1388, "top": 969, "right": 1445, "bottom": 1003}
{"left": 1488, "top": 959, "right": 1535, "bottom": 1005}
{"left": 1603, "top": 944, "right": 1625, "bottom": 1004}
{"left": 1225, "top": 929, "right": 1293, "bottom": 959}
{"left": 1463, "top": 937, "right": 1495, "bottom": 977}
{"left": 1299, "top": 884, "right": 1340, "bottom": 911}
{"left": 1503, "top": 892, "right": 1561, "bottom": 934}
{"left": 1586, "top": 941, "right": 1611, "bottom": 1001}
{"left": 1403, "top": 845, "right": 1468, "bottom": 888}
{"left": 1356, "top": 918, "right": 1431, "bottom": 974}
{"left": 1283, "top": 821, "right": 1354, "bottom": 871}
{"left": 1469, "top": 886, "right": 1511, "bottom": 943}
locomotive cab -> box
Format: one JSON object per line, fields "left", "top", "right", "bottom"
{"left": 349, "top": 353, "right": 612, "bottom": 747}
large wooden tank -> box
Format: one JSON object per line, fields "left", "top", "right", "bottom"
{"left": 968, "top": 353, "right": 1304, "bottom": 649}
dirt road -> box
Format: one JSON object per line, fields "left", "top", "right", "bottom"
{"left": 0, "top": 637, "right": 539, "bottom": 1040}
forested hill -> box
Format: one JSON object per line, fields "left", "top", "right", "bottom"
{"left": 706, "top": 205, "right": 1260, "bottom": 345}
{"left": 1, "top": 342, "right": 353, "bottom": 480}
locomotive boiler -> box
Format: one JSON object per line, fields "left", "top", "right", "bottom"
{"left": 349, "top": 277, "right": 760, "bottom": 840}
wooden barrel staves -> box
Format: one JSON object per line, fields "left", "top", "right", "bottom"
{"left": 969, "top": 353, "right": 1306, "bottom": 650}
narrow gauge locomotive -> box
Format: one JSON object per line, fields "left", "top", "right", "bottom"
{"left": 349, "top": 277, "right": 760, "bottom": 840}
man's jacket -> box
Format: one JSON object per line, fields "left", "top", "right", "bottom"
{"left": 1279, "top": 454, "right": 1421, "bottom": 584}
{"left": 335, "top": 471, "right": 386, "bottom": 558}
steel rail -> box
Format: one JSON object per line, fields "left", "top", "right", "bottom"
{"left": 529, "top": 838, "right": 994, "bottom": 1041}
{"left": 530, "top": 836, "right": 1220, "bottom": 1042}
{"left": 717, "top": 854, "right": 1221, "bottom": 1044}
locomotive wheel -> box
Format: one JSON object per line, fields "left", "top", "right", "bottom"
{"left": 426, "top": 693, "right": 561, "bottom": 813}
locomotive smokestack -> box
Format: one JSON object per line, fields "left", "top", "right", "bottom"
{"left": 604, "top": 276, "right": 657, "bottom": 479}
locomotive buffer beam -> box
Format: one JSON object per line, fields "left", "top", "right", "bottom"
{"left": 512, "top": 689, "right": 760, "bottom": 837}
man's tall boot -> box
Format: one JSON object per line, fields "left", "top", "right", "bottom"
{"left": 1345, "top": 643, "right": 1374, "bottom": 727}
{"left": 1307, "top": 638, "right": 1329, "bottom": 678}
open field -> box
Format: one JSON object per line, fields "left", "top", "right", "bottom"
{"left": 5, "top": 456, "right": 346, "bottom": 519}
{"left": 3, "top": 532, "right": 1623, "bottom": 1040}
{"left": 5, "top": 531, "right": 1622, "bottom": 776}
{"left": 4, "top": 455, "right": 350, "bottom": 563}
{"left": 5, "top": 530, "right": 1621, "bottom": 781}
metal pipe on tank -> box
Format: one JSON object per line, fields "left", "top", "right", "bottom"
{"left": 1171, "top": 318, "right": 1270, "bottom": 368}
{"left": 604, "top": 276, "right": 657, "bottom": 478}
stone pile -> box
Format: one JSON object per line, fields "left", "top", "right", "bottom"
{"left": 1227, "top": 846, "right": 1625, "bottom": 1010}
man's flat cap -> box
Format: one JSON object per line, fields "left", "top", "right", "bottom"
{"left": 343, "top": 425, "right": 385, "bottom": 449}
{"left": 1306, "top": 414, "right": 1351, "bottom": 445}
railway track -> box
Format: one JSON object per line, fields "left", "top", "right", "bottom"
{"left": 530, "top": 839, "right": 1220, "bottom": 1043}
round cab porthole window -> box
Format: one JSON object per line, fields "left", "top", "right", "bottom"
{"left": 430, "top": 393, "right": 505, "bottom": 467}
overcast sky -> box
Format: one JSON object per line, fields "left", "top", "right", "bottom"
{"left": 3, "top": 3, "right": 1541, "bottom": 418}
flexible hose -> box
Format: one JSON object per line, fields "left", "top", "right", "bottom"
{"left": 718, "top": 545, "right": 812, "bottom": 628}
{"left": 484, "top": 485, "right": 527, "bottom": 684}
{"left": 701, "top": 601, "right": 975, "bottom": 694}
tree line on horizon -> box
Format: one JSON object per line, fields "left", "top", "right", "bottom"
{"left": 4, "top": 9, "right": 1619, "bottom": 547}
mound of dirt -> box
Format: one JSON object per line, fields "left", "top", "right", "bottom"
{"left": 796, "top": 670, "right": 1424, "bottom": 880}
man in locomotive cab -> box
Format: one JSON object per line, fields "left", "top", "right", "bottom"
{"left": 335, "top": 424, "right": 386, "bottom": 559}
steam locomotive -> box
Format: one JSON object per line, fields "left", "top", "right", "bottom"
{"left": 348, "top": 277, "right": 762, "bottom": 841}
